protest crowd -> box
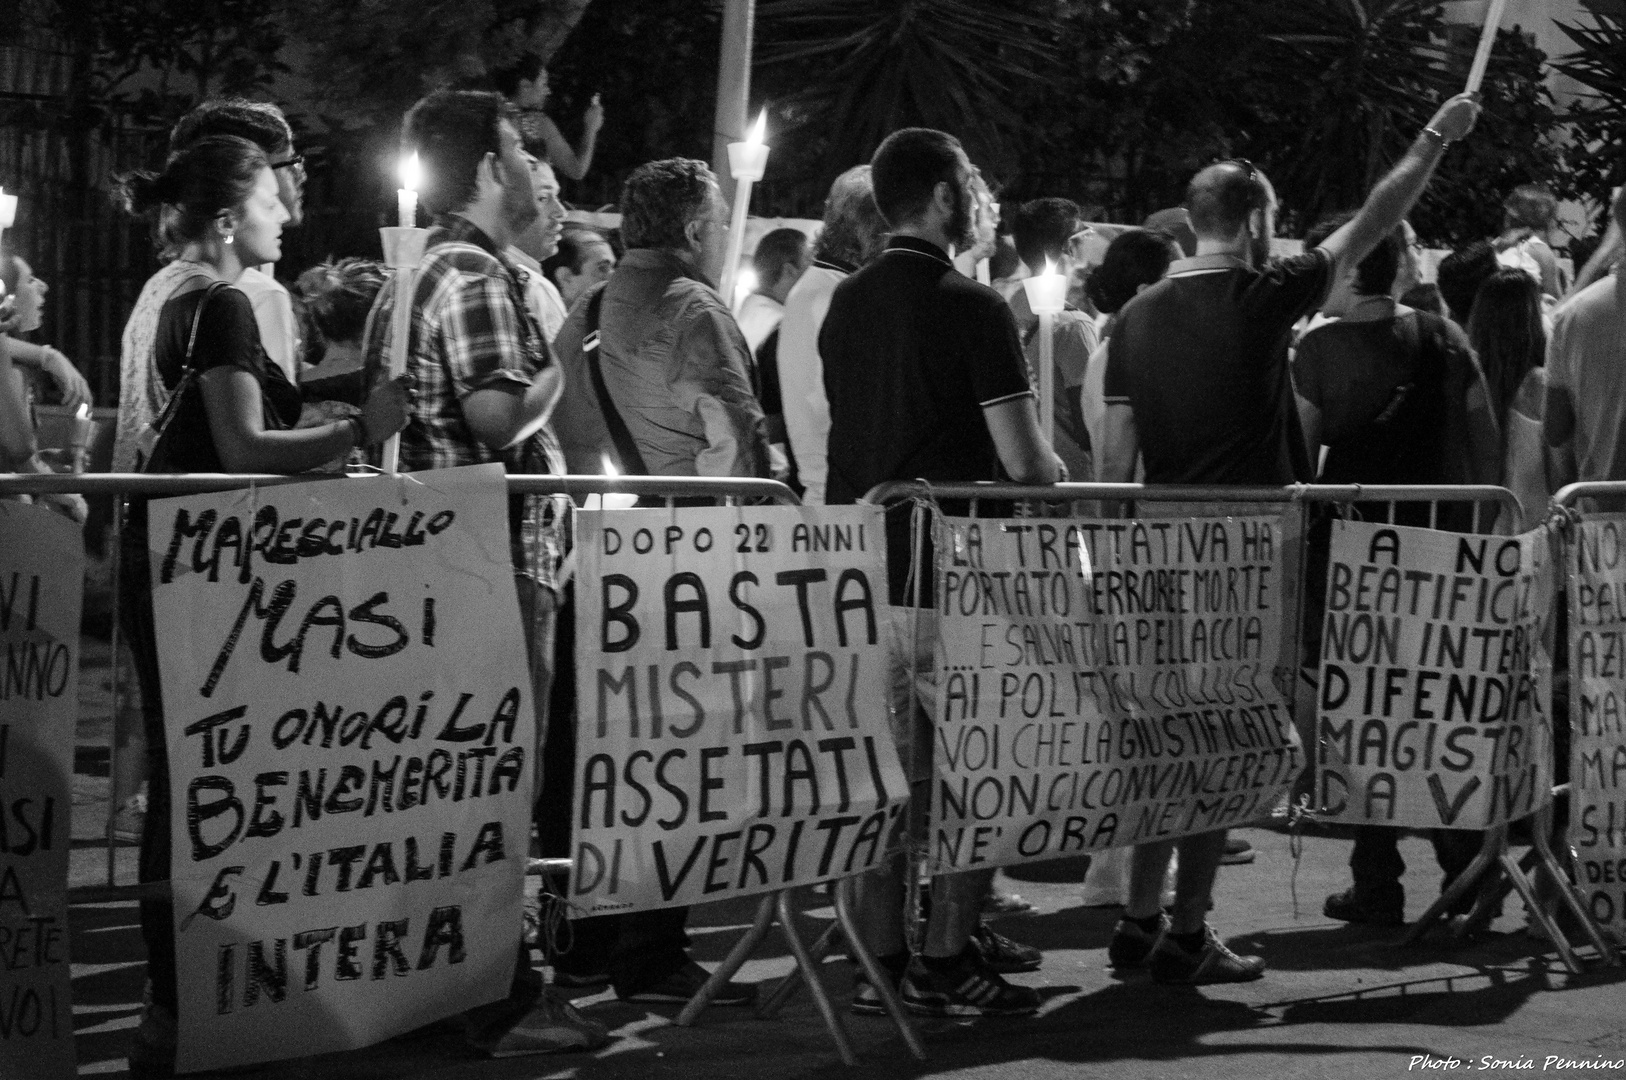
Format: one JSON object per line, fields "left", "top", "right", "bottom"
{"left": 3, "top": 35, "right": 1626, "bottom": 1079}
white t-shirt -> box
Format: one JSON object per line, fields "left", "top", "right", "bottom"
{"left": 114, "top": 261, "right": 202, "bottom": 473}
{"left": 776, "top": 263, "right": 843, "bottom": 504}
{"left": 236, "top": 266, "right": 301, "bottom": 382}
{"left": 508, "top": 247, "right": 570, "bottom": 345}
{"left": 736, "top": 292, "right": 784, "bottom": 356}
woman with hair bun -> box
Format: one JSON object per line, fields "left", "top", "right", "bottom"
{"left": 114, "top": 134, "right": 411, "bottom": 1078}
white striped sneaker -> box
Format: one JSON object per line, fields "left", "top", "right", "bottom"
{"left": 899, "top": 950, "right": 1039, "bottom": 1017}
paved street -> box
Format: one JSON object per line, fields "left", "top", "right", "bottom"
{"left": 65, "top": 636, "right": 1626, "bottom": 1080}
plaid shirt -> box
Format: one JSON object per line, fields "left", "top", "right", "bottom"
{"left": 362, "top": 214, "right": 569, "bottom": 587}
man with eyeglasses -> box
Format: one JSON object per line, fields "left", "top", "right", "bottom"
{"left": 1097, "top": 92, "right": 1482, "bottom": 985}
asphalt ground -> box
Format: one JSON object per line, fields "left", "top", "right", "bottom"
{"left": 64, "top": 636, "right": 1626, "bottom": 1080}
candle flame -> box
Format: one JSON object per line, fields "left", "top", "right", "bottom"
{"left": 399, "top": 153, "right": 420, "bottom": 192}
{"left": 75, "top": 403, "right": 90, "bottom": 421}
{"left": 1043, "top": 256, "right": 1057, "bottom": 277}
{"left": 602, "top": 454, "right": 619, "bottom": 478}
{"left": 748, "top": 109, "right": 767, "bottom": 146}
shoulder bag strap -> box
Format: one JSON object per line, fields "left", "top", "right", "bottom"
{"left": 580, "top": 284, "right": 651, "bottom": 476}
{"left": 142, "top": 280, "right": 232, "bottom": 472}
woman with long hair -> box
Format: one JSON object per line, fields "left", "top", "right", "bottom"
{"left": 1468, "top": 267, "right": 1549, "bottom": 525}
{"left": 114, "top": 134, "right": 410, "bottom": 1078}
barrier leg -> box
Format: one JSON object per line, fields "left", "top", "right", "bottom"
{"left": 835, "top": 876, "right": 926, "bottom": 1062}
{"left": 776, "top": 889, "right": 856, "bottom": 1066}
{"left": 1531, "top": 809, "right": 1621, "bottom": 966}
{"left": 1499, "top": 848, "right": 1584, "bottom": 975}
{"left": 675, "top": 892, "right": 776, "bottom": 1027}
{"left": 758, "top": 913, "right": 841, "bottom": 1018}
{"left": 104, "top": 495, "right": 124, "bottom": 887}
{"left": 1403, "top": 828, "right": 1504, "bottom": 945}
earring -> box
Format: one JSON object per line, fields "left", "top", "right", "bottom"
{"left": 223, "top": 234, "right": 234, "bottom": 245}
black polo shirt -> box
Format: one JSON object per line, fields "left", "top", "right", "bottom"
{"left": 821, "top": 235, "right": 1033, "bottom": 503}
{"left": 820, "top": 235, "right": 1034, "bottom": 602}
{"left": 1103, "top": 250, "right": 1331, "bottom": 485}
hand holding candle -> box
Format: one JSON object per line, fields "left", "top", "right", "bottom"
{"left": 718, "top": 110, "right": 769, "bottom": 305}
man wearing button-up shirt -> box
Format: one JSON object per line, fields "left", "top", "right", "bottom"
{"left": 560, "top": 157, "right": 769, "bottom": 478}
{"left": 362, "top": 88, "right": 600, "bottom": 1058}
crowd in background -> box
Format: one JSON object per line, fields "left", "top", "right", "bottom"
{"left": 0, "top": 61, "right": 1623, "bottom": 1075}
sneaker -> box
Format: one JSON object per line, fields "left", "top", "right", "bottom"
{"left": 1149, "top": 925, "right": 1265, "bottom": 985}
{"left": 482, "top": 991, "right": 610, "bottom": 1057}
{"left": 1323, "top": 888, "right": 1404, "bottom": 927}
{"left": 553, "top": 969, "right": 612, "bottom": 990}
{"left": 1107, "top": 913, "right": 1168, "bottom": 970}
{"left": 619, "top": 959, "right": 756, "bottom": 1006}
{"left": 850, "top": 951, "right": 910, "bottom": 1016}
{"left": 971, "top": 922, "right": 1042, "bottom": 973}
{"left": 899, "top": 950, "right": 1039, "bottom": 1017}
{"left": 982, "top": 889, "right": 1035, "bottom": 917}
{"left": 126, "top": 989, "right": 176, "bottom": 1080}
{"left": 1220, "top": 837, "right": 1256, "bottom": 865}
{"left": 112, "top": 792, "right": 147, "bottom": 845}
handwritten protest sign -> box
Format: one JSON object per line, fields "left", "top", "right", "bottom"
{"left": 0, "top": 503, "right": 80, "bottom": 1080}
{"left": 572, "top": 505, "right": 905, "bottom": 915}
{"left": 1315, "top": 521, "right": 1553, "bottom": 829}
{"left": 1569, "top": 515, "right": 1626, "bottom": 937}
{"left": 931, "top": 515, "right": 1301, "bottom": 872}
{"left": 150, "top": 465, "right": 532, "bottom": 1072}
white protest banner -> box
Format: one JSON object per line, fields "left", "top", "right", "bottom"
{"left": 150, "top": 464, "right": 532, "bottom": 1073}
{"left": 1568, "top": 515, "right": 1626, "bottom": 937}
{"left": 1315, "top": 521, "right": 1553, "bottom": 829}
{"left": 931, "top": 515, "right": 1301, "bottom": 873}
{"left": 0, "top": 504, "right": 80, "bottom": 1080}
{"left": 572, "top": 505, "right": 905, "bottom": 915}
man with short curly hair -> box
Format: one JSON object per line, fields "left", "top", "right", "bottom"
{"left": 550, "top": 157, "right": 767, "bottom": 477}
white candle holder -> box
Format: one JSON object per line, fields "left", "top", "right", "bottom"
{"left": 378, "top": 226, "right": 429, "bottom": 474}
{"left": 727, "top": 141, "right": 769, "bottom": 183}
{"left": 1021, "top": 273, "right": 1067, "bottom": 315}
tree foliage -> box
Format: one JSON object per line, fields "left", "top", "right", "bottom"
{"left": 756, "top": 0, "right": 1057, "bottom": 191}
{"left": 285, "top": 0, "right": 594, "bottom": 131}
{"left": 1553, "top": 10, "right": 1626, "bottom": 208}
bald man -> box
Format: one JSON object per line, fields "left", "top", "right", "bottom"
{"left": 1097, "top": 92, "right": 1481, "bottom": 985}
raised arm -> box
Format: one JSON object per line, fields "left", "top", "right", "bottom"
{"left": 1317, "top": 94, "right": 1480, "bottom": 281}
{"left": 531, "top": 100, "right": 602, "bottom": 182}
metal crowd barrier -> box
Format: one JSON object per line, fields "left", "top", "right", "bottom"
{"left": 863, "top": 480, "right": 1617, "bottom": 974}
{"left": 0, "top": 470, "right": 922, "bottom": 1067}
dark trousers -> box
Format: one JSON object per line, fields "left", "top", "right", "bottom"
{"left": 1349, "top": 826, "right": 1484, "bottom": 915}
{"left": 539, "top": 585, "right": 691, "bottom": 995}
{"left": 124, "top": 520, "right": 543, "bottom": 1027}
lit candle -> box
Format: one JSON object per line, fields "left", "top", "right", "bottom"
{"left": 0, "top": 187, "right": 17, "bottom": 253}
{"left": 1021, "top": 258, "right": 1068, "bottom": 444}
{"left": 719, "top": 110, "right": 769, "bottom": 306}
{"left": 397, "top": 153, "right": 420, "bottom": 229}
{"left": 1464, "top": 0, "right": 1509, "bottom": 95}
{"left": 378, "top": 158, "right": 428, "bottom": 474}
{"left": 69, "top": 402, "right": 94, "bottom": 474}
{"left": 584, "top": 455, "right": 639, "bottom": 510}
